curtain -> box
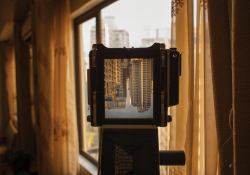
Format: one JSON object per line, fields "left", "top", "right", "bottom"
{"left": 169, "top": 0, "right": 218, "bottom": 174}
{"left": 30, "top": 0, "right": 79, "bottom": 174}
{"left": 207, "top": 0, "right": 233, "bottom": 174}
{"left": 14, "top": 21, "right": 35, "bottom": 151}
{"left": 170, "top": 0, "right": 194, "bottom": 174}
{"left": 0, "top": 42, "right": 17, "bottom": 137}
{"left": 207, "top": 0, "right": 250, "bottom": 174}
{"left": 201, "top": 2, "right": 218, "bottom": 175}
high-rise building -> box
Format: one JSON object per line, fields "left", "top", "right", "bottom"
{"left": 120, "top": 59, "right": 129, "bottom": 97}
{"left": 90, "top": 17, "right": 129, "bottom": 49}
{"left": 104, "top": 59, "right": 125, "bottom": 109}
{"left": 109, "top": 29, "right": 129, "bottom": 48}
{"left": 90, "top": 22, "right": 107, "bottom": 48}
{"left": 141, "top": 28, "right": 170, "bottom": 47}
{"left": 104, "top": 59, "right": 121, "bottom": 100}
{"left": 130, "top": 59, "right": 152, "bottom": 113}
{"left": 103, "top": 16, "right": 117, "bottom": 30}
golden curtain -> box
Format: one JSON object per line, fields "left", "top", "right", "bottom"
{"left": 169, "top": 0, "right": 218, "bottom": 174}
{"left": 0, "top": 42, "right": 17, "bottom": 137}
{"left": 30, "top": 0, "right": 79, "bottom": 174}
{"left": 170, "top": 0, "right": 194, "bottom": 174}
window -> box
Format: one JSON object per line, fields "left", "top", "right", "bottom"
{"left": 74, "top": 0, "right": 172, "bottom": 172}
{"left": 74, "top": 0, "right": 117, "bottom": 166}
{"left": 80, "top": 18, "right": 99, "bottom": 160}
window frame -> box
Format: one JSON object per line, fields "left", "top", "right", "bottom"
{"left": 74, "top": 0, "right": 117, "bottom": 166}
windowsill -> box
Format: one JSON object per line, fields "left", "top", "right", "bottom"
{"left": 79, "top": 154, "right": 98, "bottom": 175}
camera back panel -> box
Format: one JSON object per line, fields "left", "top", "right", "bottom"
{"left": 88, "top": 43, "right": 181, "bottom": 127}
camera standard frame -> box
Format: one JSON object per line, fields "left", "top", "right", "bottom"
{"left": 87, "top": 43, "right": 181, "bottom": 127}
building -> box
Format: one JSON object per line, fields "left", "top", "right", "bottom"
{"left": 105, "top": 98, "right": 126, "bottom": 109}
{"left": 120, "top": 59, "right": 129, "bottom": 97}
{"left": 103, "top": 16, "right": 117, "bottom": 30}
{"left": 90, "top": 21, "right": 107, "bottom": 47}
{"left": 141, "top": 28, "right": 170, "bottom": 47}
{"left": 104, "top": 59, "right": 121, "bottom": 100}
{"left": 109, "top": 29, "right": 129, "bottom": 48}
{"left": 130, "top": 59, "right": 152, "bottom": 113}
{"left": 104, "top": 58, "right": 126, "bottom": 109}
{"left": 91, "top": 17, "right": 130, "bottom": 48}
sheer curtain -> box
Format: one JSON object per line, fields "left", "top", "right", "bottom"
{"left": 169, "top": 0, "right": 218, "bottom": 174}
{"left": 30, "top": 0, "right": 79, "bottom": 174}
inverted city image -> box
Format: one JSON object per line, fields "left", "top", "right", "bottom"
{"left": 104, "top": 58, "right": 153, "bottom": 118}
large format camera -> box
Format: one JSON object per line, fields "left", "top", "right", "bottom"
{"left": 87, "top": 43, "right": 184, "bottom": 175}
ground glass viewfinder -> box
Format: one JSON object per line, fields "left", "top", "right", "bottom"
{"left": 104, "top": 58, "right": 153, "bottom": 119}
{"left": 88, "top": 43, "right": 181, "bottom": 127}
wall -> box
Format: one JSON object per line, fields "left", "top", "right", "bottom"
{"left": 70, "top": 0, "right": 92, "bottom": 14}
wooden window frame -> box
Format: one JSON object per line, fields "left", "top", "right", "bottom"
{"left": 74, "top": 0, "right": 117, "bottom": 166}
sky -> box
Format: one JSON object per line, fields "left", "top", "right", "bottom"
{"left": 82, "top": 0, "right": 172, "bottom": 56}
{"left": 102, "top": 0, "right": 172, "bottom": 47}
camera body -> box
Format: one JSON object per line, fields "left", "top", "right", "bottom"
{"left": 87, "top": 43, "right": 184, "bottom": 174}
{"left": 87, "top": 43, "right": 181, "bottom": 127}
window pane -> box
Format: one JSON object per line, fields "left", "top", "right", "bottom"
{"left": 80, "top": 18, "right": 99, "bottom": 160}
{"left": 101, "top": 0, "right": 171, "bottom": 48}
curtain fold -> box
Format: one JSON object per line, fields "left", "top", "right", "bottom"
{"left": 231, "top": 0, "right": 250, "bottom": 174}
{"left": 170, "top": 0, "right": 194, "bottom": 174}
{"left": 203, "top": 3, "right": 218, "bottom": 174}
{"left": 30, "top": 0, "right": 79, "bottom": 174}
{"left": 207, "top": 0, "right": 234, "bottom": 175}
{"left": 170, "top": 0, "right": 218, "bottom": 175}
{"left": 208, "top": 0, "right": 250, "bottom": 174}
{"left": 0, "top": 42, "right": 17, "bottom": 136}
{"left": 14, "top": 21, "right": 35, "bottom": 151}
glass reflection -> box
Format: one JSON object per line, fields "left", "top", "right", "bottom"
{"left": 104, "top": 58, "right": 153, "bottom": 118}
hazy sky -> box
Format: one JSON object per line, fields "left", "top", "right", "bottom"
{"left": 82, "top": 0, "right": 172, "bottom": 58}
{"left": 102, "top": 0, "right": 172, "bottom": 47}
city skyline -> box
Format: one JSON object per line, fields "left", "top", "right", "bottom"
{"left": 101, "top": 0, "right": 171, "bottom": 47}
{"left": 82, "top": 16, "right": 171, "bottom": 63}
{"left": 90, "top": 16, "right": 170, "bottom": 49}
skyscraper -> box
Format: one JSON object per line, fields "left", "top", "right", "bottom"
{"left": 109, "top": 29, "right": 129, "bottom": 48}
{"left": 141, "top": 28, "right": 170, "bottom": 48}
{"left": 130, "top": 59, "right": 152, "bottom": 113}
{"left": 104, "top": 59, "right": 122, "bottom": 100}
{"left": 120, "top": 59, "right": 129, "bottom": 97}
{"left": 90, "top": 17, "right": 129, "bottom": 48}
{"left": 90, "top": 22, "right": 107, "bottom": 48}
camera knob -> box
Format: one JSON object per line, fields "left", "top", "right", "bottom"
{"left": 170, "top": 47, "right": 177, "bottom": 51}
{"left": 160, "top": 43, "right": 166, "bottom": 50}
{"left": 167, "top": 115, "right": 172, "bottom": 122}
{"left": 92, "top": 44, "right": 97, "bottom": 50}
{"left": 87, "top": 115, "right": 92, "bottom": 122}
